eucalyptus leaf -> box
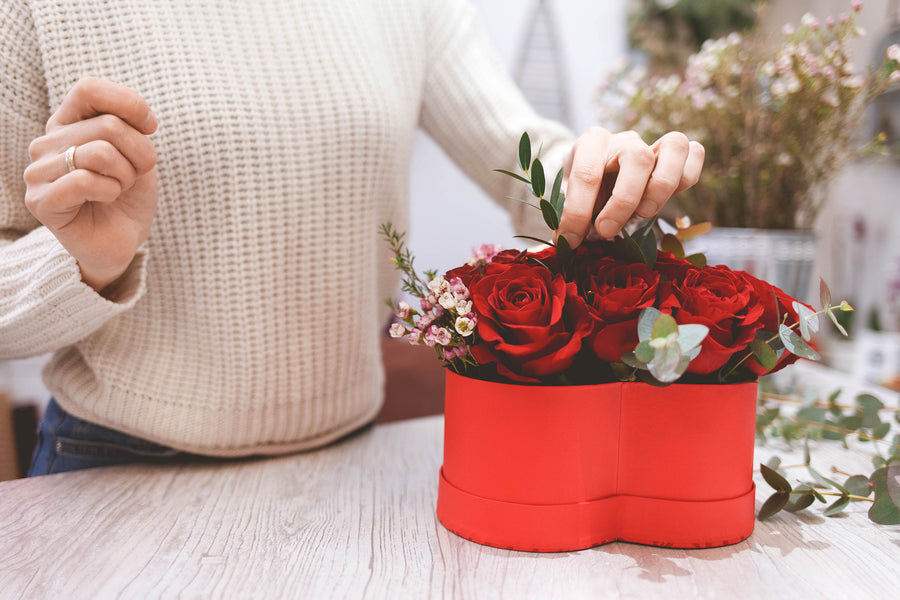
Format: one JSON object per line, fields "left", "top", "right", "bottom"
{"left": 674, "top": 221, "right": 711, "bottom": 241}
{"left": 518, "top": 132, "right": 531, "bottom": 171}
{"left": 616, "top": 236, "right": 648, "bottom": 265}
{"left": 513, "top": 234, "right": 552, "bottom": 247}
{"left": 824, "top": 496, "right": 851, "bottom": 517}
{"left": 868, "top": 466, "right": 900, "bottom": 524}
{"left": 797, "top": 406, "right": 826, "bottom": 425}
{"left": 808, "top": 466, "right": 848, "bottom": 495}
{"left": 819, "top": 277, "right": 832, "bottom": 308}
{"left": 844, "top": 474, "right": 872, "bottom": 498}
{"left": 621, "top": 351, "right": 649, "bottom": 371}
{"left": 856, "top": 393, "right": 885, "bottom": 414}
{"left": 660, "top": 233, "right": 685, "bottom": 258}
{"left": 828, "top": 309, "right": 849, "bottom": 337}
{"left": 494, "top": 169, "right": 531, "bottom": 185}
{"left": 887, "top": 463, "right": 900, "bottom": 509}
{"left": 651, "top": 313, "right": 678, "bottom": 340}
{"left": 648, "top": 343, "right": 683, "bottom": 382}
{"left": 531, "top": 158, "right": 545, "bottom": 198}
{"left": 779, "top": 324, "right": 821, "bottom": 360}
{"left": 540, "top": 199, "right": 559, "bottom": 230}
{"left": 638, "top": 308, "right": 662, "bottom": 342}
{"left": 793, "top": 301, "right": 820, "bottom": 342}
{"left": 761, "top": 463, "right": 792, "bottom": 493}
{"left": 635, "top": 369, "right": 672, "bottom": 387}
{"left": 758, "top": 491, "right": 790, "bottom": 520}
{"left": 631, "top": 216, "right": 658, "bottom": 241}
{"left": 675, "top": 355, "right": 691, "bottom": 377}
{"left": 685, "top": 253, "right": 708, "bottom": 268}
{"left": 765, "top": 456, "right": 782, "bottom": 470}
{"left": 821, "top": 419, "right": 844, "bottom": 440}
{"left": 677, "top": 324, "right": 708, "bottom": 351}
{"left": 750, "top": 338, "right": 778, "bottom": 370}
{"left": 810, "top": 488, "right": 827, "bottom": 503}
{"left": 869, "top": 493, "right": 900, "bottom": 524}
{"left": 861, "top": 410, "right": 881, "bottom": 430}
{"left": 506, "top": 196, "right": 541, "bottom": 211}
{"left": 784, "top": 485, "right": 816, "bottom": 512}
{"left": 556, "top": 233, "right": 572, "bottom": 276}
{"left": 635, "top": 340, "right": 655, "bottom": 363}
{"left": 637, "top": 225, "right": 658, "bottom": 269}
{"left": 550, "top": 169, "right": 564, "bottom": 218}
{"left": 873, "top": 422, "right": 891, "bottom": 440}
{"left": 610, "top": 362, "right": 637, "bottom": 381}
{"left": 838, "top": 415, "right": 863, "bottom": 431}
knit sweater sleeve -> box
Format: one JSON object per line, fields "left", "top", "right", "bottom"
{"left": 0, "top": 0, "right": 147, "bottom": 359}
{"left": 418, "top": 0, "right": 575, "bottom": 238}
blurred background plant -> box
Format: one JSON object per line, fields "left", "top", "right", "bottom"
{"left": 627, "top": 0, "right": 761, "bottom": 75}
{"left": 601, "top": 1, "right": 900, "bottom": 230}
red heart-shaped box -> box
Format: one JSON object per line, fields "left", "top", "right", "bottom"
{"left": 437, "top": 370, "right": 757, "bottom": 552}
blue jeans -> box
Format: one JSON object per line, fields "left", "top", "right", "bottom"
{"left": 28, "top": 399, "right": 186, "bottom": 476}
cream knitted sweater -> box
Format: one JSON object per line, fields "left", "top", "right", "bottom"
{"left": 0, "top": 0, "right": 572, "bottom": 455}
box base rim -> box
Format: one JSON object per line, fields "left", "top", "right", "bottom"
{"left": 436, "top": 468, "right": 755, "bottom": 552}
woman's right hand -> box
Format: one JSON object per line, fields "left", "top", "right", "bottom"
{"left": 24, "top": 77, "right": 158, "bottom": 292}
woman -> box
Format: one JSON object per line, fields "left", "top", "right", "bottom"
{"left": 0, "top": 0, "right": 703, "bottom": 474}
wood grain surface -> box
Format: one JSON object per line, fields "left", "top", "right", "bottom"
{"left": 1, "top": 416, "right": 898, "bottom": 599}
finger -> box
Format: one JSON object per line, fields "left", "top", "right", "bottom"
{"left": 25, "top": 170, "right": 124, "bottom": 228}
{"left": 47, "top": 77, "right": 157, "bottom": 135}
{"left": 34, "top": 114, "right": 157, "bottom": 175}
{"left": 557, "top": 127, "right": 611, "bottom": 248}
{"left": 633, "top": 132, "right": 691, "bottom": 218}
{"left": 26, "top": 140, "right": 139, "bottom": 191}
{"left": 593, "top": 134, "right": 655, "bottom": 239}
{"left": 673, "top": 141, "right": 705, "bottom": 194}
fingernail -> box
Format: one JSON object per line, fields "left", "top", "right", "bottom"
{"left": 143, "top": 111, "right": 157, "bottom": 132}
{"left": 596, "top": 219, "right": 619, "bottom": 240}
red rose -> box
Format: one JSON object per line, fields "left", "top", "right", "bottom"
{"left": 733, "top": 271, "right": 809, "bottom": 375}
{"left": 655, "top": 251, "right": 698, "bottom": 282}
{"left": 578, "top": 256, "right": 660, "bottom": 362}
{"left": 443, "top": 262, "right": 480, "bottom": 288}
{"left": 444, "top": 249, "right": 537, "bottom": 288}
{"left": 670, "top": 265, "right": 766, "bottom": 374}
{"left": 469, "top": 262, "right": 593, "bottom": 382}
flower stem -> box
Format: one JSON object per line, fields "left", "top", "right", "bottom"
{"left": 790, "top": 490, "right": 874, "bottom": 503}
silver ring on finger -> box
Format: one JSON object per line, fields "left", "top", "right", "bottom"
{"left": 64, "top": 145, "right": 77, "bottom": 173}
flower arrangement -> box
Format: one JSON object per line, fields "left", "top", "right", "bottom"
{"left": 596, "top": 1, "right": 900, "bottom": 230}
{"left": 384, "top": 132, "right": 852, "bottom": 387}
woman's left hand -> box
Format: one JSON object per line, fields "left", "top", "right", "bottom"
{"left": 555, "top": 127, "right": 705, "bottom": 248}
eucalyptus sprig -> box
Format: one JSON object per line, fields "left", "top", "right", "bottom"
{"left": 757, "top": 388, "right": 900, "bottom": 524}
{"left": 621, "top": 308, "right": 709, "bottom": 384}
{"left": 494, "top": 132, "right": 574, "bottom": 279}
{"left": 721, "top": 278, "right": 854, "bottom": 382}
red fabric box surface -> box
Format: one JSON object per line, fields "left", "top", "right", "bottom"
{"left": 437, "top": 370, "right": 757, "bottom": 552}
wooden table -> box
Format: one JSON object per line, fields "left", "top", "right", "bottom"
{"left": 1, "top": 415, "right": 897, "bottom": 599}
